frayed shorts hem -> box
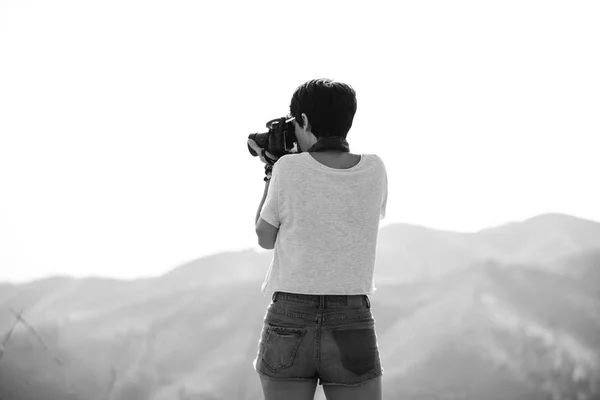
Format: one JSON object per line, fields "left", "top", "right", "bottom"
{"left": 256, "top": 370, "right": 317, "bottom": 383}
{"left": 320, "top": 372, "right": 383, "bottom": 387}
{"left": 256, "top": 369, "right": 383, "bottom": 387}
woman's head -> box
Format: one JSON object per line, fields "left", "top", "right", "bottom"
{"left": 289, "top": 79, "right": 357, "bottom": 141}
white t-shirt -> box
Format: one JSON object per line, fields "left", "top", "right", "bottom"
{"left": 259, "top": 151, "right": 388, "bottom": 297}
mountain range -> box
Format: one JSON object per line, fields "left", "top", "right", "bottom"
{"left": 0, "top": 212, "right": 599, "bottom": 400}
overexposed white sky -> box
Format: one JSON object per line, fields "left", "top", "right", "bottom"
{"left": 1, "top": 0, "right": 599, "bottom": 283}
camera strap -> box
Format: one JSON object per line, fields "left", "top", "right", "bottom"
{"left": 261, "top": 148, "right": 278, "bottom": 165}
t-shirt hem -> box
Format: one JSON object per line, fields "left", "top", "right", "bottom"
{"left": 262, "top": 288, "right": 377, "bottom": 296}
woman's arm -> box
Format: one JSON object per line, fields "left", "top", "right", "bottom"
{"left": 255, "top": 179, "right": 270, "bottom": 225}
{"left": 255, "top": 179, "right": 279, "bottom": 249}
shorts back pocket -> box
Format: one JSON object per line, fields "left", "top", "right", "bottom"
{"left": 261, "top": 324, "right": 306, "bottom": 372}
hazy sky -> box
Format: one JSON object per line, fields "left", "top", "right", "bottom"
{"left": 1, "top": 0, "right": 599, "bottom": 283}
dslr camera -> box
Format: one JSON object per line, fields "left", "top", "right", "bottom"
{"left": 247, "top": 116, "right": 300, "bottom": 160}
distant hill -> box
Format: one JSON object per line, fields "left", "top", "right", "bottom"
{"left": 549, "top": 247, "right": 600, "bottom": 297}
{"left": 382, "top": 261, "right": 600, "bottom": 399}
{"left": 376, "top": 212, "right": 600, "bottom": 282}
{"left": 473, "top": 213, "right": 600, "bottom": 263}
{"left": 0, "top": 212, "right": 599, "bottom": 400}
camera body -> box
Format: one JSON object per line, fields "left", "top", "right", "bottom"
{"left": 247, "top": 117, "right": 300, "bottom": 159}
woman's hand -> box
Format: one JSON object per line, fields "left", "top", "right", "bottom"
{"left": 247, "top": 138, "right": 279, "bottom": 166}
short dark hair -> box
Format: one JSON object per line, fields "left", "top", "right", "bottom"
{"left": 289, "top": 78, "right": 357, "bottom": 139}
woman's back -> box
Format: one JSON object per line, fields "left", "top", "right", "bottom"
{"left": 259, "top": 152, "right": 387, "bottom": 297}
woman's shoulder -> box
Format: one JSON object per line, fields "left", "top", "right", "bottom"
{"left": 276, "top": 152, "right": 303, "bottom": 166}
{"left": 360, "top": 153, "right": 386, "bottom": 166}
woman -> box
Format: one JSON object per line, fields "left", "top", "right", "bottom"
{"left": 248, "top": 78, "right": 388, "bottom": 400}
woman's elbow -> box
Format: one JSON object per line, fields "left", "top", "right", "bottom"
{"left": 258, "top": 239, "right": 275, "bottom": 250}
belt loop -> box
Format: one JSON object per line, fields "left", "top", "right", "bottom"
{"left": 272, "top": 292, "right": 277, "bottom": 302}
{"left": 364, "top": 295, "right": 371, "bottom": 309}
{"left": 319, "top": 295, "right": 324, "bottom": 309}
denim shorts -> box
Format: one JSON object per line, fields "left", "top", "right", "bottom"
{"left": 253, "top": 291, "right": 384, "bottom": 386}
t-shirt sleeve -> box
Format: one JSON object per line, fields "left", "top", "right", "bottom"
{"left": 260, "top": 162, "right": 281, "bottom": 228}
{"left": 380, "top": 161, "right": 388, "bottom": 220}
